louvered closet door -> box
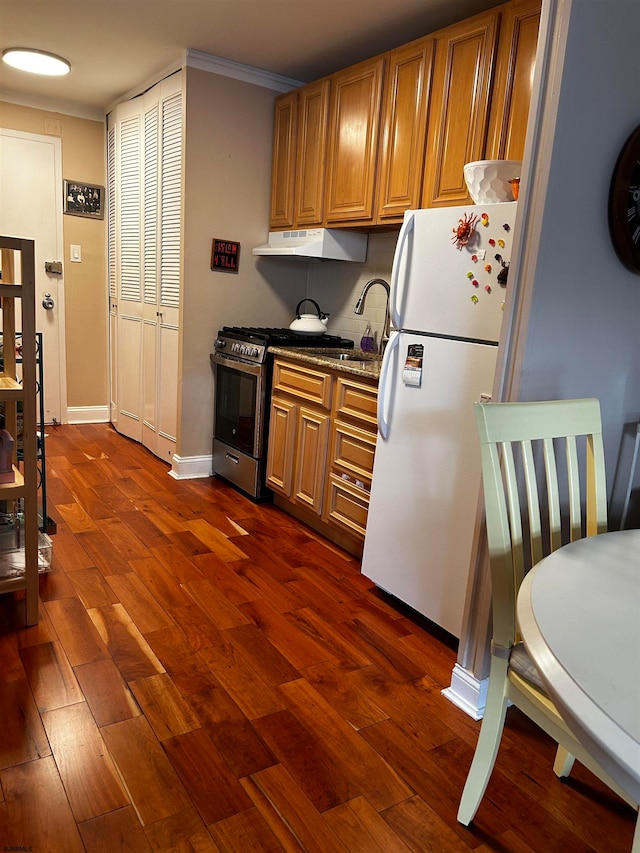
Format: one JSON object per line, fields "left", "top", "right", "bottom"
{"left": 109, "top": 72, "right": 182, "bottom": 461}
{"left": 142, "top": 83, "right": 182, "bottom": 462}
{"left": 114, "top": 100, "right": 144, "bottom": 442}
{"left": 107, "top": 123, "right": 118, "bottom": 429}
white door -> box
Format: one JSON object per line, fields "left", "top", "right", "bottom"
{"left": 0, "top": 129, "right": 66, "bottom": 423}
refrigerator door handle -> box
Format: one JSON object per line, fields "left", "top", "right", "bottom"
{"left": 377, "top": 330, "right": 399, "bottom": 440}
{"left": 390, "top": 210, "right": 415, "bottom": 330}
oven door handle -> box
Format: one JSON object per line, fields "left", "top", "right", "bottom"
{"left": 211, "top": 352, "right": 264, "bottom": 377}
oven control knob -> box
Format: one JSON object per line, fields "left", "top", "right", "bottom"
{"left": 214, "top": 338, "right": 226, "bottom": 349}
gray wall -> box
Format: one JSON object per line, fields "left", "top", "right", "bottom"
{"left": 180, "top": 67, "right": 306, "bottom": 459}
{"left": 513, "top": 0, "right": 640, "bottom": 527}
{"left": 459, "top": 0, "right": 640, "bottom": 689}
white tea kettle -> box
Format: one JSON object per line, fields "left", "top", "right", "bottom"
{"left": 289, "top": 299, "right": 330, "bottom": 335}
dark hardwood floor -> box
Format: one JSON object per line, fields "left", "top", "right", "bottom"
{"left": 0, "top": 423, "right": 635, "bottom": 851}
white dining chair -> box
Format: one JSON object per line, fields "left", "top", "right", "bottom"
{"left": 457, "top": 398, "right": 639, "bottom": 850}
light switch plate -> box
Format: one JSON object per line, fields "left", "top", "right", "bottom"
{"left": 70, "top": 244, "right": 82, "bottom": 262}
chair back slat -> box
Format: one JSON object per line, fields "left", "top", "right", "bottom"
{"left": 522, "top": 439, "right": 544, "bottom": 566}
{"left": 542, "top": 436, "right": 563, "bottom": 552}
{"left": 501, "top": 443, "right": 527, "bottom": 605}
{"left": 565, "top": 434, "right": 582, "bottom": 542}
{"left": 474, "top": 398, "right": 608, "bottom": 650}
{"left": 587, "top": 433, "right": 608, "bottom": 537}
{"left": 480, "top": 441, "right": 517, "bottom": 646}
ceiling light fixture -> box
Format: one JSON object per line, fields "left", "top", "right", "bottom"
{"left": 2, "top": 48, "right": 71, "bottom": 77}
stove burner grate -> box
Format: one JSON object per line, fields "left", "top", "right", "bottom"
{"left": 219, "top": 326, "right": 354, "bottom": 348}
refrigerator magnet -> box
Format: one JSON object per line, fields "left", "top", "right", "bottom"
{"left": 402, "top": 344, "right": 423, "bottom": 387}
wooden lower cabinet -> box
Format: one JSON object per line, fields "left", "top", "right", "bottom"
{"left": 266, "top": 358, "right": 378, "bottom": 556}
{"left": 293, "top": 406, "right": 330, "bottom": 514}
{"left": 265, "top": 397, "right": 297, "bottom": 495}
{"left": 266, "top": 359, "right": 333, "bottom": 516}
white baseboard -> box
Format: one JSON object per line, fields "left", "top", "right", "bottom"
{"left": 442, "top": 664, "right": 489, "bottom": 720}
{"left": 169, "top": 453, "right": 212, "bottom": 480}
{"left": 66, "top": 406, "right": 110, "bottom": 424}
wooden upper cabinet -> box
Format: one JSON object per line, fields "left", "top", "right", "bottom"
{"left": 376, "top": 37, "right": 434, "bottom": 223}
{"left": 269, "top": 91, "right": 298, "bottom": 230}
{"left": 267, "top": 0, "right": 540, "bottom": 227}
{"left": 421, "top": 9, "right": 500, "bottom": 208}
{"left": 294, "top": 79, "right": 330, "bottom": 227}
{"left": 486, "top": 0, "right": 541, "bottom": 162}
{"left": 324, "top": 57, "right": 385, "bottom": 224}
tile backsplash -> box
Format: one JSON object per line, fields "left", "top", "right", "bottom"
{"left": 306, "top": 230, "right": 399, "bottom": 350}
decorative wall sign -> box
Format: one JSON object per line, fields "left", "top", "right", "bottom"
{"left": 211, "top": 239, "right": 240, "bottom": 272}
{"left": 64, "top": 180, "right": 104, "bottom": 219}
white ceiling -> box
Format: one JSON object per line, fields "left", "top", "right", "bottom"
{"left": 1, "top": 0, "right": 502, "bottom": 118}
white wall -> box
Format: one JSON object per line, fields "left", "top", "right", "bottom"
{"left": 307, "top": 231, "right": 398, "bottom": 348}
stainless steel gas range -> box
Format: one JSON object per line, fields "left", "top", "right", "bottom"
{"left": 210, "top": 326, "right": 354, "bottom": 499}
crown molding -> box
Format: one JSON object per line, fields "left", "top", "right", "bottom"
{"left": 0, "top": 89, "right": 105, "bottom": 122}
{"left": 185, "top": 49, "right": 303, "bottom": 92}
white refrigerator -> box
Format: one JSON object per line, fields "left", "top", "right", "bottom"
{"left": 362, "top": 202, "right": 517, "bottom": 638}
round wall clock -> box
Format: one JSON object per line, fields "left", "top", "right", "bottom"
{"left": 608, "top": 124, "right": 640, "bottom": 274}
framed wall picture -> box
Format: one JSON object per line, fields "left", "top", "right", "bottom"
{"left": 64, "top": 180, "right": 104, "bottom": 219}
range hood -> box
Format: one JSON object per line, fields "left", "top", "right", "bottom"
{"left": 252, "top": 228, "right": 368, "bottom": 262}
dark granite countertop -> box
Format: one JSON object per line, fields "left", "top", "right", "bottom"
{"left": 269, "top": 346, "right": 382, "bottom": 381}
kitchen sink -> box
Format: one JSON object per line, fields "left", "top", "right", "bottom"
{"left": 336, "top": 352, "right": 381, "bottom": 362}
{"left": 304, "top": 348, "right": 381, "bottom": 362}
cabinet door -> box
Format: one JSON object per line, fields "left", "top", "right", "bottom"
{"left": 265, "top": 396, "right": 298, "bottom": 497}
{"left": 269, "top": 91, "right": 298, "bottom": 230}
{"left": 376, "top": 37, "right": 434, "bottom": 222}
{"left": 324, "top": 57, "right": 385, "bottom": 223}
{"left": 485, "top": 0, "right": 541, "bottom": 162}
{"left": 294, "top": 79, "right": 330, "bottom": 227}
{"left": 293, "top": 406, "right": 330, "bottom": 515}
{"left": 422, "top": 9, "right": 500, "bottom": 208}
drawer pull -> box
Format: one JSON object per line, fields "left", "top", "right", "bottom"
{"left": 225, "top": 452, "right": 240, "bottom": 464}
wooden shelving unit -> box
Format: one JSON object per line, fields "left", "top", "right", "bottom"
{"left": 0, "top": 236, "right": 39, "bottom": 625}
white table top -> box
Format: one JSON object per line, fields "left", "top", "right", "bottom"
{"left": 517, "top": 529, "right": 640, "bottom": 803}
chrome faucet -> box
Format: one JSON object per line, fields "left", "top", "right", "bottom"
{"left": 354, "top": 278, "right": 391, "bottom": 353}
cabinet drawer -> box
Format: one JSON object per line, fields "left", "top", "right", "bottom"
{"left": 273, "top": 360, "right": 333, "bottom": 409}
{"left": 334, "top": 377, "right": 378, "bottom": 427}
{"left": 330, "top": 420, "right": 376, "bottom": 482}
{"left": 326, "top": 473, "right": 370, "bottom": 539}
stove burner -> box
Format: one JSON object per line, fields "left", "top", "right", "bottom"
{"left": 219, "top": 326, "right": 355, "bottom": 348}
